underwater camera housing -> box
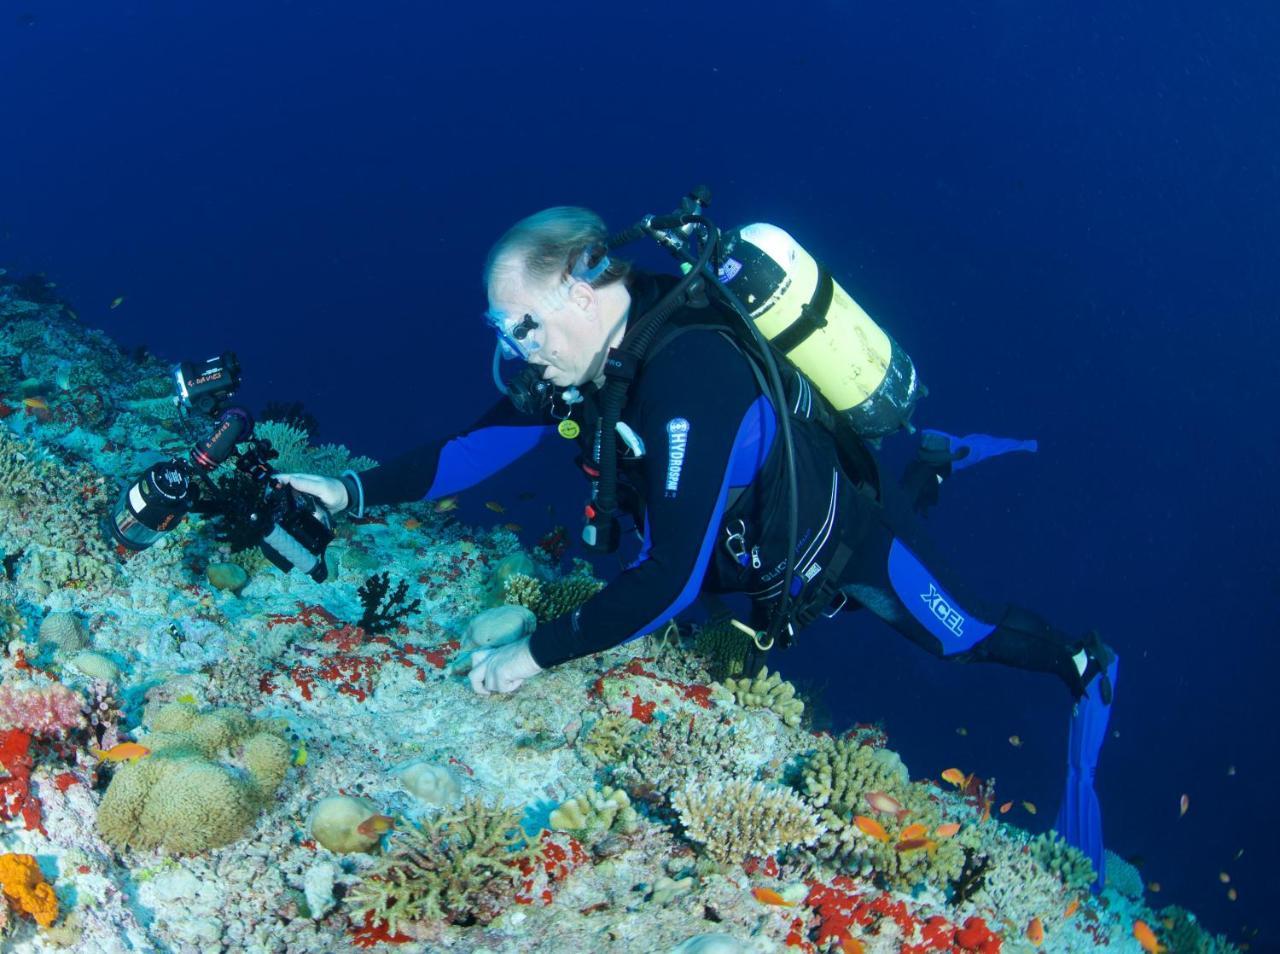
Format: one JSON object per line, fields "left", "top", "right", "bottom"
{"left": 105, "top": 352, "right": 335, "bottom": 581}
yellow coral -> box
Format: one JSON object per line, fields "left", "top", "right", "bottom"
{"left": 724, "top": 666, "right": 805, "bottom": 727}
{"left": 0, "top": 853, "right": 58, "bottom": 927}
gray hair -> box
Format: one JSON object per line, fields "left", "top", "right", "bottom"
{"left": 483, "top": 206, "right": 630, "bottom": 292}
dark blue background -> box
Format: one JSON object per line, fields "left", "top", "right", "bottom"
{"left": 4, "top": 1, "right": 1276, "bottom": 943}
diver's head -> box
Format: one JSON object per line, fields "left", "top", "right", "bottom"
{"left": 484, "top": 207, "right": 631, "bottom": 389}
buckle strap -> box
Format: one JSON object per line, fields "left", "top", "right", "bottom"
{"left": 789, "top": 540, "right": 855, "bottom": 629}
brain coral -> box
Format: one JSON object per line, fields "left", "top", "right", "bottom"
{"left": 96, "top": 702, "right": 290, "bottom": 853}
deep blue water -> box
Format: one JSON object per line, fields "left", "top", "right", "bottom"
{"left": 4, "top": 1, "right": 1277, "bottom": 943}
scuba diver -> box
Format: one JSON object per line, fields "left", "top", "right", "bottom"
{"left": 278, "top": 200, "right": 1117, "bottom": 887}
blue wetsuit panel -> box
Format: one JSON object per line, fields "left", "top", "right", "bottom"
{"left": 426, "top": 424, "right": 558, "bottom": 499}
{"left": 887, "top": 538, "right": 996, "bottom": 653}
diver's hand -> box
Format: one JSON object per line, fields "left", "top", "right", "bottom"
{"left": 275, "top": 473, "right": 349, "bottom": 515}
{"left": 469, "top": 637, "right": 543, "bottom": 695}
{"left": 463, "top": 605, "right": 536, "bottom": 649}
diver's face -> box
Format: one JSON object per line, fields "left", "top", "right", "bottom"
{"left": 487, "top": 270, "right": 608, "bottom": 388}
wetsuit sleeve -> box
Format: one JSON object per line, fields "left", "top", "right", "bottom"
{"left": 529, "top": 332, "right": 760, "bottom": 668}
{"left": 356, "top": 399, "right": 559, "bottom": 508}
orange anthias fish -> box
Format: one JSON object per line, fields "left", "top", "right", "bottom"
{"left": 1008, "top": 734, "right": 1023, "bottom": 748}
{"left": 484, "top": 500, "right": 505, "bottom": 513}
{"left": 1133, "top": 919, "right": 1165, "bottom": 953}
{"left": 23, "top": 396, "right": 48, "bottom": 410}
{"left": 1022, "top": 801, "right": 1038, "bottom": 815}
{"left": 403, "top": 518, "right": 423, "bottom": 530}
{"left": 750, "top": 886, "right": 794, "bottom": 907}
{"left": 1179, "top": 793, "right": 1190, "bottom": 817}
{"left": 92, "top": 742, "right": 150, "bottom": 762}
{"left": 940, "top": 767, "right": 967, "bottom": 787}
{"left": 356, "top": 814, "right": 396, "bottom": 839}
{"left": 853, "top": 815, "right": 890, "bottom": 843}
{"left": 999, "top": 801, "right": 1013, "bottom": 814}
{"left": 899, "top": 823, "right": 928, "bottom": 841}
{"left": 864, "top": 790, "right": 908, "bottom": 819}
{"left": 432, "top": 496, "right": 460, "bottom": 513}
{"left": 1026, "top": 916, "right": 1045, "bottom": 946}
{"left": 1064, "top": 898, "right": 1080, "bottom": 918}
{"left": 935, "top": 822, "right": 961, "bottom": 839}
{"left": 502, "top": 522, "right": 523, "bottom": 533}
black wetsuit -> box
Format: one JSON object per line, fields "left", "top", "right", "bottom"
{"left": 349, "top": 271, "right": 1091, "bottom": 694}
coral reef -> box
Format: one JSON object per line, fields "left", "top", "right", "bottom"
{"left": 1104, "top": 848, "right": 1144, "bottom": 899}
{"left": 672, "top": 777, "right": 823, "bottom": 866}
{"left": 502, "top": 559, "right": 604, "bottom": 622}
{"left": 96, "top": 702, "right": 290, "bottom": 853}
{"left": 250, "top": 420, "right": 377, "bottom": 475}
{"left": 549, "top": 786, "right": 639, "bottom": 839}
{"left": 347, "top": 797, "right": 540, "bottom": 934}
{"left": 1030, "top": 830, "right": 1097, "bottom": 892}
{"left": 723, "top": 665, "right": 805, "bottom": 728}
{"left": 579, "top": 711, "right": 636, "bottom": 765}
{"left": 691, "top": 616, "right": 759, "bottom": 682}
{"left": 356, "top": 571, "right": 421, "bottom": 634}
{"left": 0, "top": 682, "right": 84, "bottom": 735}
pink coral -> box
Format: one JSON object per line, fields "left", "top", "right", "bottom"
{"left": 0, "top": 683, "right": 84, "bottom": 736}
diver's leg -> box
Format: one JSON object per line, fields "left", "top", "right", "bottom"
{"left": 837, "top": 484, "right": 1109, "bottom": 699}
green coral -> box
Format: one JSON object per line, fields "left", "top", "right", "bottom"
{"left": 795, "top": 735, "right": 973, "bottom": 890}
{"left": 503, "top": 559, "right": 604, "bottom": 622}
{"left": 580, "top": 712, "right": 637, "bottom": 765}
{"left": 549, "top": 786, "right": 639, "bottom": 838}
{"left": 673, "top": 777, "right": 823, "bottom": 867}
{"left": 347, "top": 797, "right": 539, "bottom": 934}
{"left": 1029, "top": 831, "right": 1097, "bottom": 892}
{"left": 692, "top": 617, "right": 758, "bottom": 682}
{"left": 724, "top": 666, "right": 805, "bottom": 728}
{"left": 96, "top": 702, "right": 290, "bottom": 854}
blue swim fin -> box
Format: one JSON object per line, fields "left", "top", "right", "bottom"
{"left": 1055, "top": 654, "right": 1118, "bottom": 894}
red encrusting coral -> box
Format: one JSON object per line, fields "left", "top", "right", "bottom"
{"left": 349, "top": 910, "right": 412, "bottom": 948}
{"left": 782, "top": 876, "right": 1002, "bottom": 954}
{"left": 513, "top": 831, "right": 589, "bottom": 907}
{"left": 589, "top": 658, "right": 716, "bottom": 726}
{"left": 0, "top": 729, "right": 44, "bottom": 833}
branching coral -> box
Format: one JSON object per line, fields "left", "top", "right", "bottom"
{"left": 502, "top": 559, "right": 604, "bottom": 622}
{"left": 616, "top": 714, "right": 746, "bottom": 803}
{"left": 347, "top": 797, "right": 539, "bottom": 933}
{"left": 356, "top": 572, "right": 421, "bottom": 635}
{"left": 673, "top": 777, "right": 823, "bottom": 867}
{"left": 1103, "top": 849, "right": 1143, "bottom": 899}
{"left": 723, "top": 666, "right": 805, "bottom": 728}
{"left": 579, "top": 712, "right": 636, "bottom": 765}
{"left": 1157, "top": 905, "right": 1240, "bottom": 954}
{"left": 251, "top": 420, "right": 377, "bottom": 475}
{"left": 1029, "top": 831, "right": 1097, "bottom": 892}
{"left": 795, "top": 734, "right": 974, "bottom": 890}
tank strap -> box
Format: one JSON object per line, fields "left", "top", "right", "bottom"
{"left": 772, "top": 264, "right": 834, "bottom": 355}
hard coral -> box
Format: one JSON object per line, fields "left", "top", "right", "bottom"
{"left": 724, "top": 665, "right": 805, "bottom": 727}
{"left": 0, "top": 853, "right": 57, "bottom": 927}
{"left": 1029, "top": 831, "right": 1097, "bottom": 892}
{"left": 673, "top": 777, "right": 823, "bottom": 867}
{"left": 96, "top": 701, "right": 290, "bottom": 853}
{"left": 348, "top": 796, "right": 539, "bottom": 934}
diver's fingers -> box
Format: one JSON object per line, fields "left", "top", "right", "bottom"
{"left": 275, "top": 473, "right": 348, "bottom": 513}
{"left": 468, "top": 649, "right": 494, "bottom": 695}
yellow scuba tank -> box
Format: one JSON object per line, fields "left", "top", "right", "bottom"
{"left": 716, "top": 223, "right": 923, "bottom": 439}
